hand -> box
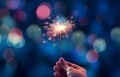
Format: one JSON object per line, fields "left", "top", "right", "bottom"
{"left": 54, "top": 58, "right": 87, "bottom": 77}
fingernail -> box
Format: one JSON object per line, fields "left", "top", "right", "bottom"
{"left": 59, "top": 57, "right": 63, "bottom": 60}
{"left": 59, "top": 57, "right": 62, "bottom": 61}
{"left": 60, "top": 58, "right": 65, "bottom": 62}
{"left": 60, "top": 58, "right": 65, "bottom": 64}
{"left": 56, "top": 62, "right": 58, "bottom": 65}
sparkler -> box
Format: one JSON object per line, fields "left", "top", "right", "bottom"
{"left": 45, "top": 17, "right": 75, "bottom": 57}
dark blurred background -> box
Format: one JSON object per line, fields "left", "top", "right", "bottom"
{"left": 0, "top": 0, "right": 120, "bottom": 77}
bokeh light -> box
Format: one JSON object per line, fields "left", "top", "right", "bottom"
{"left": 27, "top": 24, "right": 42, "bottom": 40}
{"left": 54, "top": 1, "right": 66, "bottom": 14}
{"left": 0, "top": 8, "right": 9, "bottom": 19}
{"left": 93, "top": 39, "right": 106, "bottom": 52}
{"left": 14, "top": 10, "right": 27, "bottom": 22}
{"left": 0, "top": 24, "right": 10, "bottom": 37}
{"left": 14, "top": 38, "right": 25, "bottom": 48}
{"left": 76, "top": 45, "right": 87, "bottom": 52}
{"left": 7, "top": 38, "right": 25, "bottom": 48}
{"left": 3, "top": 48, "right": 14, "bottom": 61}
{"left": 1, "top": 16, "right": 16, "bottom": 29}
{"left": 72, "top": 3, "right": 86, "bottom": 18}
{"left": 36, "top": 2, "right": 51, "bottom": 20}
{"left": 54, "top": 1, "right": 63, "bottom": 9}
{"left": 5, "top": 0, "right": 24, "bottom": 10}
{"left": 110, "top": 27, "right": 120, "bottom": 43}
{"left": 8, "top": 28, "right": 23, "bottom": 45}
{"left": 86, "top": 50, "right": 99, "bottom": 63}
{"left": 88, "top": 34, "right": 97, "bottom": 45}
{"left": 71, "top": 31, "right": 86, "bottom": 45}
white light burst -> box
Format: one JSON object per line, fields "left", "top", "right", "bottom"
{"left": 45, "top": 18, "right": 75, "bottom": 39}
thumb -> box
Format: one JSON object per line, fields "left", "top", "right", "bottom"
{"left": 67, "top": 67, "right": 76, "bottom": 73}
{"left": 66, "top": 67, "right": 79, "bottom": 77}
{"left": 59, "top": 58, "right": 68, "bottom": 71}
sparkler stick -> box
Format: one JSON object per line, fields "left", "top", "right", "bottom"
{"left": 59, "top": 32, "right": 62, "bottom": 57}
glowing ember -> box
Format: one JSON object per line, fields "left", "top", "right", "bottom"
{"left": 45, "top": 19, "right": 75, "bottom": 39}
{"left": 55, "top": 24, "right": 66, "bottom": 31}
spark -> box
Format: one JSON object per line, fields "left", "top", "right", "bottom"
{"left": 45, "top": 19, "right": 75, "bottom": 39}
{"left": 43, "top": 40, "right": 46, "bottom": 44}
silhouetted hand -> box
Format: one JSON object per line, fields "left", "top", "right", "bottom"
{"left": 54, "top": 58, "right": 87, "bottom": 77}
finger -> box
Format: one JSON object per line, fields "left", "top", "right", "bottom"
{"left": 55, "top": 61, "right": 67, "bottom": 76}
{"left": 54, "top": 72, "right": 60, "bottom": 77}
{"left": 55, "top": 61, "right": 64, "bottom": 71}
{"left": 54, "top": 62, "right": 62, "bottom": 71}
{"left": 57, "top": 61, "right": 63, "bottom": 71}
{"left": 59, "top": 58, "right": 68, "bottom": 71}
{"left": 56, "top": 61, "right": 64, "bottom": 69}
{"left": 58, "top": 62, "right": 67, "bottom": 76}
{"left": 54, "top": 66, "right": 60, "bottom": 71}
{"left": 66, "top": 61, "right": 81, "bottom": 69}
{"left": 56, "top": 62, "right": 59, "bottom": 65}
